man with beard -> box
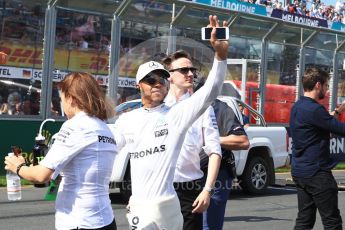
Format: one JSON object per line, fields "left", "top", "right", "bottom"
{"left": 290, "top": 68, "right": 345, "bottom": 230}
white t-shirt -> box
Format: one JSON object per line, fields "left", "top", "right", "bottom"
{"left": 165, "top": 92, "right": 221, "bottom": 182}
{"left": 113, "top": 59, "right": 226, "bottom": 201}
{"left": 40, "top": 111, "right": 118, "bottom": 230}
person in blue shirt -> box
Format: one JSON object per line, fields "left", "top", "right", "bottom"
{"left": 290, "top": 67, "right": 345, "bottom": 230}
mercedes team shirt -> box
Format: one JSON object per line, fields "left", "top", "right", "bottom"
{"left": 40, "top": 112, "right": 118, "bottom": 230}
{"left": 113, "top": 59, "right": 226, "bottom": 201}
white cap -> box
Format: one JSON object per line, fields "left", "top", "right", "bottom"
{"left": 136, "top": 61, "right": 170, "bottom": 84}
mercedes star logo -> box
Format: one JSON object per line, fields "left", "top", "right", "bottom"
{"left": 149, "top": 61, "right": 159, "bottom": 68}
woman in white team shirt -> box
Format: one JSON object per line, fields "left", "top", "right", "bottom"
{"left": 4, "top": 72, "right": 118, "bottom": 230}
{"left": 113, "top": 15, "right": 229, "bottom": 229}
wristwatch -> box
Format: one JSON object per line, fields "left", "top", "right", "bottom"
{"left": 334, "top": 109, "right": 340, "bottom": 115}
{"left": 203, "top": 186, "right": 215, "bottom": 196}
{"left": 16, "top": 162, "right": 27, "bottom": 179}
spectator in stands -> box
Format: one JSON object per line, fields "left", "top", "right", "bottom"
{"left": 295, "top": 1, "right": 302, "bottom": 14}
{"left": 271, "top": 0, "right": 283, "bottom": 10}
{"left": 7, "top": 91, "right": 22, "bottom": 115}
{"left": 79, "top": 36, "right": 88, "bottom": 49}
{"left": 276, "top": 1, "right": 283, "bottom": 10}
{"left": 260, "top": 0, "right": 269, "bottom": 6}
{"left": 302, "top": 6, "right": 310, "bottom": 16}
{"left": 333, "top": 13, "right": 342, "bottom": 22}
{"left": 311, "top": 0, "right": 321, "bottom": 12}
{"left": 0, "top": 103, "right": 9, "bottom": 115}
{"left": 22, "top": 99, "right": 32, "bottom": 115}
{"left": 0, "top": 95, "right": 9, "bottom": 115}
{"left": 14, "top": 102, "right": 24, "bottom": 115}
{"left": 288, "top": 3, "right": 296, "bottom": 14}
{"left": 100, "top": 35, "right": 110, "bottom": 53}
{"left": 335, "top": 0, "right": 344, "bottom": 13}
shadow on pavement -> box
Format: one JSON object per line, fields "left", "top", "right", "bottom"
{"left": 0, "top": 211, "right": 54, "bottom": 220}
{"left": 0, "top": 199, "right": 53, "bottom": 204}
{"left": 224, "top": 215, "right": 291, "bottom": 222}
{"left": 229, "top": 186, "right": 296, "bottom": 200}
{"left": 109, "top": 186, "right": 297, "bottom": 204}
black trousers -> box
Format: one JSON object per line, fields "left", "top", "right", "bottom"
{"left": 293, "top": 171, "right": 342, "bottom": 230}
{"left": 71, "top": 219, "right": 117, "bottom": 230}
{"left": 174, "top": 179, "right": 203, "bottom": 230}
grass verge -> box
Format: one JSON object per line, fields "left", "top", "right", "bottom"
{"left": 275, "top": 162, "right": 345, "bottom": 173}
{"left": 0, "top": 175, "right": 33, "bottom": 187}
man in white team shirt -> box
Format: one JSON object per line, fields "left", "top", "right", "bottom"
{"left": 163, "top": 50, "right": 222, "bottom": 230}
{"left": 113, "top": 15, "right": 228, "bottom": 229}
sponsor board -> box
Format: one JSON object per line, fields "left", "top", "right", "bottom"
{"left": 271, "top": 9, "right": 328, "bottom": 28}
{"left": 0, "top": 42, "right": 142, "bottom": 78}
{"left": 330, "top": 136, "right": 345, "bottom": 162}
{"left": 0, "top": 66, "right": 136, "bottom": 88}
{"left": 331, "top": 22, "right": 345, "bottom": 32}
{"left": 189, "top": 1, "right": 344, "bottom": 31}
{"left": 193, "top": 0, "right": 267, "bottom": 16}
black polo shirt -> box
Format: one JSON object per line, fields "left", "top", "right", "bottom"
{"left": 290, "top": 96, "right": 345, "bottom": 178}
{"left": 200, "top": 99, "right": 247, "bottom": 169}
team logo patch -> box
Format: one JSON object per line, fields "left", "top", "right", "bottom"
{"left": 149, "top": 61, "right": 159, "bottom": 68}
{"left": 155, "top": 128, "right": 168, "bottom": 137}
{"left": 55, "top": 128, "right": 72, "bottom": 143}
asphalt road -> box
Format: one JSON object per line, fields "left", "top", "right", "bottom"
{"left": 0, "top": 185, "right": 344, "bottom": 230}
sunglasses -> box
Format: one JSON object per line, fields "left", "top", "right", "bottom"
{"left": 169, "top": 67, "right": 197, "bottom": 75}
{"left": 140, "top": 74, "right": 168, "bottom": 86}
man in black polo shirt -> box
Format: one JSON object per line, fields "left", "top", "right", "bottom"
{"left": 290, "top": 67, "right": 345, "bottom": 230}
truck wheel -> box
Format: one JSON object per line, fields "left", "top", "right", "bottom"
{"left": 241, "top": 156, "right": 269, "bottom": 194}
{"left": 119, "top": 167, "right": 131, "bottom": 202}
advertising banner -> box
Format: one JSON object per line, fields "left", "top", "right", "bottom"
{"left": 270, "top": 9, "right": 328, "bottom": 28}
{"left": 0, "top": 42, "right": 141, "bottom": 78}
{"left": 0, "top": 66, "right": 136, "bottom": 88}
{"left": 192, "top": 0, "right": 267, "bottom": 16}
{"left": 331, "top": 22, "right": 345, "bottom": 32}
{"left": 186, "top": 1, "right": 344, "bottom": 32}
{"left": 330, "top": 135, "right": 345, "bottom": 162}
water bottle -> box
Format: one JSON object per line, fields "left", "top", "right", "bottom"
{"left": 6, "top": 153, "right": 22, "bottom": 201}
{"left": 32, "top": 118, "right": 55, "bottom": 188}
{"left": 32, "top": 137, "right": 49, "bottom": 187}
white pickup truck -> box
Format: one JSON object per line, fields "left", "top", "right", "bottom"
{"left": 110, "top": 96, "right": 289, "bottom": 199}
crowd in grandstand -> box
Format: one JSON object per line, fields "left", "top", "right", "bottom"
{"left": 244, "top": 0, "right": 345, "bottom": 23}
{"left": 0, "top": 0, "right": 344, "bottom": 47}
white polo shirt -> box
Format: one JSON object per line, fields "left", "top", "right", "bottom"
{"left": 40, "top": 112, "right": 118, "bottom": 230}
{"left": 165, "top": 92, "right": 221, "bottom": 182}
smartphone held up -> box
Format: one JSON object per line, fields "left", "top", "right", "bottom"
{"left": 201, "top": 27, "right": 229, "bottom": 41}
